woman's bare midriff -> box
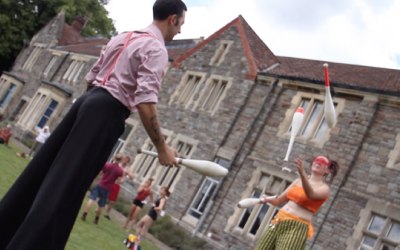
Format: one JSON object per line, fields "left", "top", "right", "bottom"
{"left": 281, "top": 201, "right": 314, "bottom": 221}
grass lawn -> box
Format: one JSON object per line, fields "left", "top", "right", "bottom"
{"left": 0, "top": 143, "right": 158, "bottom": 250}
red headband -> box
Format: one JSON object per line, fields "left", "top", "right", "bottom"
{"left": 313, "top": 156, "right": 330, "bottom": 167}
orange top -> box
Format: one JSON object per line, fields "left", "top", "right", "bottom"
{"left": 286, "top": 184, "right": 327, "bottom": 213}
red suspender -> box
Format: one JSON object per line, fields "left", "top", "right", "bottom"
{"left": 101, "top": 32, "right": 156, "bottom": 85}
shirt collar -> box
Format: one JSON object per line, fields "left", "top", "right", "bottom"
{"left": 138, "top": 23, "right": 165, "bottom": 44}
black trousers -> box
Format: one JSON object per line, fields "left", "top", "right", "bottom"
{"left": 0, "top": 87, "right": 130, "bottom": 250}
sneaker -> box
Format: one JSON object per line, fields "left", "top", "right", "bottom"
{"left": 104, "top": 215, "right": 111, "bottom": 220}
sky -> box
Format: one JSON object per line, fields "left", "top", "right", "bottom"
{"left": 105, "top": 0, "right": 400, "bottom": 70}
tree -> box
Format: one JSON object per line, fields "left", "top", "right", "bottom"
{"left": 0, "top": 0, "right": 116, "bottom": 74}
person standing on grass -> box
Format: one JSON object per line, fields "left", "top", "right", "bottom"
{"left": 123, "top": 177, "right": 154, "bottom": 231}
{"left": 28, "top": 126, "right": 51, "bottom": 157}
{"left": 136, "top": 186, "right": 170, "bottom": 239}
{"left": 0, "top": 1, "right": 187, "bottom": 249}
{"left": 81, "top": 154, "right": 127, "bottom": 224}
{"left": 104, "top": 155, "right": 133, "bottom": 220}
{"left": 254, "top": 156, "right": 339, "bottom": 250}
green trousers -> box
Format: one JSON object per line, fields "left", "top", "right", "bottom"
{"left": 255, "top": 219, "right": 308, "bottom": 250}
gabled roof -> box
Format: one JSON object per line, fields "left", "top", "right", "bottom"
{"left": 264, "top": 56, "right": 400, "bottom": 95}
{"left": 172, "top": 15, "right": 280, "bottom": 79}
{"left": 56, "top": 36, "right": 200, "bottom": 58}
{"left": 56, "top": 37, "right": 109, "bottom": 56}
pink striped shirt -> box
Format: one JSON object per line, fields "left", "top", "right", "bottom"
{"left": 85, "top": 24, "right": 168, "bottom": 112}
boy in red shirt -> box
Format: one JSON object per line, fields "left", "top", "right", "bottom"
{"left": 81, "top": 154, "right": 129, "bottom": 224}
{"left": 104, "top": 155, "right": 133, "bottom": 220}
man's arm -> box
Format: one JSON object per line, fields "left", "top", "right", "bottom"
{"left": 136, "top": 103, "right": 177, "bottom": 166}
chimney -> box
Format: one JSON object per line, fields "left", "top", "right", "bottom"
{"left": 71, "top": 16, "right": 87, "bottom": 33}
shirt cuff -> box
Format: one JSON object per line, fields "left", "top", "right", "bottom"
{"left": 135, "top": 92, "right": 158, "bottom": 105}
{"left": 85, "top": 71, "right": 97, "bottom": 83}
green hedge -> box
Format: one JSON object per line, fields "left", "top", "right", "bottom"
{"left": 113, "top": 196, "right": 207, "bottom": 250}
{"left": 150, "top": 215, "right": 207, "bottom": 250}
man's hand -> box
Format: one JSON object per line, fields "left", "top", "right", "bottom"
{"left": 157, "top": 144, "right": 178, "bottom": 167}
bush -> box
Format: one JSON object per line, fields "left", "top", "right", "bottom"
{"left": 149, "top": 215, "right": 207, "bottom": 250}
{"left": 22, "top": 138, "right": 35, "bottom": 149}
{"left": 111, "top": 194, "right": 207, "bottom": 249}
{"left": 113, "top": 197, "right": 133, "bottom": 217}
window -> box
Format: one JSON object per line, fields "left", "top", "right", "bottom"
{"left": 10, "top": 99, "right": 27, "bottom": 121}
{"left": 133, "top": 131, "right": 173, "bottom": 182}
{"left": 36, "top": 99, "right": 58, "bottom": 128}
{"left": 0, "top": 74, "right": 23, "bottom": 112}
{"left": 169, "top": 72, "right": 206, "bottom": 108}
{"left": 43, "top": 56, "right": 58, "bottom": 77}
{"left": 0, "top": 83, "right": 16, "bottom": 108}
{"left": 196, "top": 77, "right": 231, "bottom": 114}
{"left": 295, "top": 97, "right": 330, "bottom": 140}
{"left": 387, "top": 133, "right": 400, "bottom": 170}
{"left": 210, "top": 41, "right": 232, "bottom": 66}
{"left": 22, "top": 45, "right": 44, "bottom": 71}
{"left": 359, "top": 214, "right": 400, "bottom": 250}
{"left": 170, "top": 73, "right": 231, "bottom": 115}
{"left": 17, "top": 87, "right": 65, "bottom": 131}
{"left": 278, "top": 92, "right": 345, "bottom": 146}
{"left": 189, "top": 178, "right": 219, "bottom": 219}
{"left": 235, "top": 174, "right": 288, "bottom": 237}
{"left": 62, "top": 60, "right": 85, "bottom": 83}
{"left": 188, "top": 158, "right": 230, "bottom": 220}
{"left": 348, "top": 200, "right": 400, "bottom": 250}
{"left": 131, "top": 132, "right": 198, "bottom": 191}
{"left": 156, "top": 140, "right": 193, "bottom": 188}
{"left": 107, "top": 120, "right": 137, "bottom": 161}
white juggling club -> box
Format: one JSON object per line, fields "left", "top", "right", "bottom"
{"left": 237, "top": 196, "right": 276, "bottom": 208}
{"left": 237, "top": 198, "right": 262, "bottom": 208}
{"left": 284, "top": 107, "right": 305, "bottom": 161}
{"left": 323, "top": 63, "right": 336, "bottom": 128}
{"left": 137, "top": 149, "right": 228, "bottom": 177}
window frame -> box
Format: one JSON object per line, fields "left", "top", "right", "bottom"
{"left": 347, "top": 200, "right": 400, "bottom": 250}
{"left": 43, "top": 55, "right": 59, "bottom": 77}
{"left": 0, "top": 74, "right": 23, "bottom": 113}
{"left": 210, "top": 40, "right": 233, "bottom": 66}
{"left": 188, "top": 177, "right": 220, "bottom": 220}
{"left": 184, "top": 157, "right": 231, "bottom": 225}
{"left": 169, "top": 71, "right": 207, "bottom": 108}
{"left": 387, "top": 133, "right": 400, "bottom": 170}
{"left": 107, "top": 118, "right": 138, "bottom": 161}
{"left": 194, "top": 75, "right": 232, "bottom": 115}
{"left": 62, "top": 59, "right": 85, "bottom": 83}
{"left": 130, "top": 132, "right": 198, "bottom": 192}
{"left": 22, "top": 44, "right": 46, "bottom": 71}
{"left": 0, "top": 83, "right": 17, "bottom": 109}
{"left": 226, "top": 167, "right": 294, "bottom": 241}
{"left": 277, "top": 91, "right": 345, "bottom": 147}
{"left": 16, "top": 86, "right": 66, "bottom": 132}
{"left": 36, "top": 98, "right": 58, "bottom": 128}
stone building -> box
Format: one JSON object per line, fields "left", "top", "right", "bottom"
{"left": 0, "top": 11, "right": 399, "bottom": 250}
